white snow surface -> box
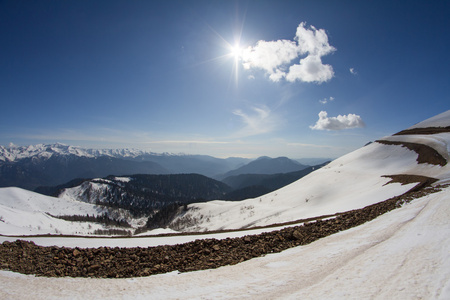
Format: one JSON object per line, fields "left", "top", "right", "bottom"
{"left": 170, "top": 131, "right": 450, "bottom": 231}
{"left": 0, "top": 187, "right": 137, "bottom": 235}
{"left": 0, "top": 188, "right": 449, "bottom": 299}
{"left": 408, "top": 109, "right": 450, "bottom": 129}
{"left": 113, "top": 176, "right": 131, "bottom": 183}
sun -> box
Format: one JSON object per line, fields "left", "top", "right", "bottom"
{"left": 229, "top": 44, "right": 243, "bottom": 61}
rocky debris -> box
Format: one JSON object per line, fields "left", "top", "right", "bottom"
{"left": 0, "top": 182, "right": 446, "bottom": 279}
{"left": 376, "top": 140, "right": 447, "bottom": 166}
{"left": 393, "top": 126, "right": 450, "bottom": 136}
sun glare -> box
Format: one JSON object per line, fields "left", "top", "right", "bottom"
{"left": 230, "top": 44, "right": 243, "bottom": 60}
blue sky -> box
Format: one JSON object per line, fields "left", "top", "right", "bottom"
{"left": 1, "top": 0, "right": 449, "bottom": 159}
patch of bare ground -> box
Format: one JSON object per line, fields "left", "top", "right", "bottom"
{"left": 393, "top": 126, "right": 450, "bottom": 136}
{"left": 0, "top": 175, "right": 447, "bottom": 278}
{"left": 382, "top": 174, "right": 439, "bottom": 193}
{"left": 376, "top": 140, "right": 447, "bottom": 166}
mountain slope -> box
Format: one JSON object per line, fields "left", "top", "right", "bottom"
{"left": 222, "top": 163, "right": 327, "bottom": 190}
{"left": 220, "top": 164, "right": 328, "bottom": 201}
{"left": 169, "top": 110, "right": 450, "bottom": 231}
{"left": 58, "top": 174, "right": 232, "bottom": 217}
{"left": 0, "top": 187, "right": 136, "bottom": 235}
{"left": 218, "top": 156, "right": 307, "bottom": 179}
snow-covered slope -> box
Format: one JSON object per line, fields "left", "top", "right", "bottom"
{"left": 409, "top": 109, "right": 450, "bottom": 129}
{"left": 170, "top": 110, "right": 450, "bottom": 231}
{"left": 0, "top": 187, "right": 139, "bottom": 235}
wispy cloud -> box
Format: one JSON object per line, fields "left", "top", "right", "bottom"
{"left": 310, "top": 111, "right": 365, "bottom": 130}
{"left": 148, "top": 140, "right": 230, "bottom": 145}
{"left": 241, "top": 22, "right": 335, "bottom": 83}
{"left": 319, "top": 96, "right": 334, "bottom": 104}
{"left": 287, "top": 142, "right": 332, "bottom": 148}
{"left": 232, "top": 105, "right": 280, "bottom": 137}
{"left": 349, "top": 68, "right": 357, "bottom": 75}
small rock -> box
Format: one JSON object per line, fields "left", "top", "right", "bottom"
{"left": 292, "top": 230, "right": 303, "bottom": 240}
{"left": 89, "top": 264, "right": 101, "bottom": 271}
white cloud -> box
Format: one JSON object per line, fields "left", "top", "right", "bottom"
{"left": 310, "top": 111, "right": 365, "bottom": 130}
{"left": 319, "top": 96, "right": 334, "bottom": 104}
{"left": 350, "top": 68, "right": 357, "bottom": 75}
{"left": 286, "top": 55, "right": 334, "bottom": 83}
{"left": 232, "top": 106, "right": 280, "bottom": 137}
{"left": 241, "top": 22, "right": 335, "bottom": 83}
{"left": 295, "top": 22, "right": 336, "bottom": 56}
{"left": 269, "top": 69, "right": 286, "bottom": 82}
{"left": 241, "top": 39, "right": 299, "bottom": 80}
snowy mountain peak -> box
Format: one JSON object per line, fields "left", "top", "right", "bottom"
{"left": 0, "top": 143, "right": 155, "bottom": 162}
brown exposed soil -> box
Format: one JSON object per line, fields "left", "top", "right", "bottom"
{"left": 393, "top": 126, "right": 450, "bottom": 136}
{"left": 382, "top": 174, "right": 439, "bottom": 193}
{"left": 0, "top": 176, "right": 446, "bottom": 279}
{"left": 376, "top": 140, "right": 447, "bottom": 166}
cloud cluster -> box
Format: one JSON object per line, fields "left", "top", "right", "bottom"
{"left": 242, "top": 22, "right": 335, "bottom": 83}
{"left": 310, "top": 111, "right": 365, "bottom": 131}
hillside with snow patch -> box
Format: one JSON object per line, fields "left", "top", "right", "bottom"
{"left": 169, "top": 110, "right": 450, "bottom": 232}
{"left": 0, "top": 187, "right": 142, "bottom": 235}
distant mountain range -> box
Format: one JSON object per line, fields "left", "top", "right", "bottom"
{"left": 0, "top": 143, "right": 250, "bottom": 190}
{"left": 222, "top": 162, "right": 329, "bottom": 190}
{"left": 217, "top": 156, "right": 308, "bottom": 180}
{"left": 0, "top": 143, "right": 326, "bottom": 191}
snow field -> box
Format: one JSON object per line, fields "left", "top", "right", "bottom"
{"left": 0, "top": 187, "right": 139, "bottom": 236}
